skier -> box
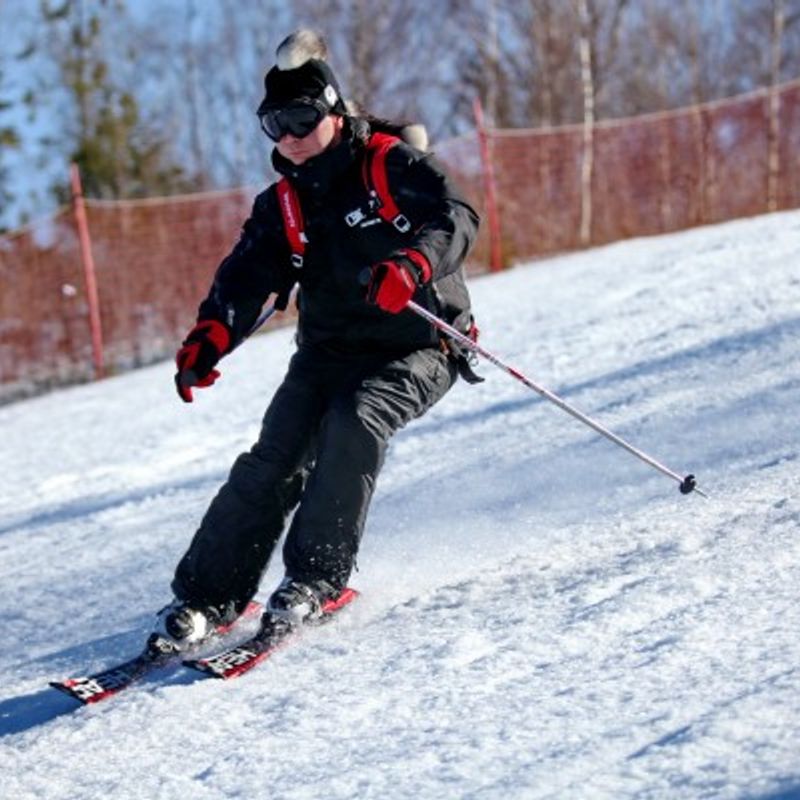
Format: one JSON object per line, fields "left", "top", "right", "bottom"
{"left": 156, "top": 31, "right": 480, "bottom": 647}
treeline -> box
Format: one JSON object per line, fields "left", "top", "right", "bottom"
{"left": 1, "top": 0, "right": 799, "bottom": 231}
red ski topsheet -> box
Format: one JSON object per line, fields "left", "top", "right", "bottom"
{"left": 50, "top": 601, "right": 263, "bottom": 704}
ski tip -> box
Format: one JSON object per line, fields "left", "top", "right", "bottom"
{"left": 49, "top": 679, "right": 107, "bottom": 705}
{"left": 49, "top": 680, "right": 84, "bottom": 703}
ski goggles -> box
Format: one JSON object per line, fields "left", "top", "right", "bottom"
{"left": 258, "top": 98, "right": 330, "bottom": 142}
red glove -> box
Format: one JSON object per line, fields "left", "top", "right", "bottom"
{"left": 366, "top": 250, "right": 432, "bottom": 314}
{"left": 174, "top": 319, "right": 231, "bottom": 402}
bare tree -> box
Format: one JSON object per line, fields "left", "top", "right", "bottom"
{"left": 768, "top": 0, "right": 786, "bottom": 211}
{"left": 503, "top": 0, "right": 580, "bottom": 127}
{"left": 6, "top": 0, "right": 800, "bottom": 229}
{"left": 181, "top": 0, "right": 210, "bottom": 189}
{"left": 291, "top": 0, "right": 445, "bottom": 123}
{"left": 727, "top": 0, "right": 800, "bottom": 210}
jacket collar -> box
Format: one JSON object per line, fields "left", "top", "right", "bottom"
{"left": 272, "top": 117, "right": 370, "bottom": 194}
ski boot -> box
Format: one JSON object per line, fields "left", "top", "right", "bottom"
{"left": 147, "top": 600, "right": 225, "bottom": 657}
{"left": 265, "top": 576, "right": 338, "bottom": 626}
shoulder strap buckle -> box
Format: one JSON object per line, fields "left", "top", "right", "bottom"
{"left": 391, "top": 213, "right": 411, "bottom": 233}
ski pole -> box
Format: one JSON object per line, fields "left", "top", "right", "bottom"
{"left": 406, "top": 299, "right": 708, "bottom": 499}
{"left": 231, "top": 292, "right": 289, "bottom": 354}
{"left": 242, "top": 303, "right": 278, "bottom": 345}
{"left": 239, "top": 281, "right": 305, "bottom": 345}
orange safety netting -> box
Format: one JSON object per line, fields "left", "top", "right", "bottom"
{"left": 437, "top": 79, "right": 800, "bottom": 264}
{"left": 1, "top": 79, "right": 799, "bottom": 401}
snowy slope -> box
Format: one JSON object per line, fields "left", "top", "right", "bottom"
{"left": 1, "top": 210, "right": 799, "bottom": 800}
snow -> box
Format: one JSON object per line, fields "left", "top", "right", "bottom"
{"left": 2, "top": 210, "right": 800, "bottom": 799}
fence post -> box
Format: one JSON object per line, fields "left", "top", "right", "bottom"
{"left": 473, "top": 97, "right": 503, "bottom": 271}
{"left": 576, "top": 0, "right": 595, "bottom": 246}
{"left": 70, "top": 162, "right": 104, "bottom": 379}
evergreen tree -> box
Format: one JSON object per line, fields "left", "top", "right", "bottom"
{"left": 42, "top": 0, "right": 201, "bottom": 205}
{"left": 0, "top": 65, "right": 21, "bottom": 231}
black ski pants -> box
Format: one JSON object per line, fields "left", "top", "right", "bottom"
{"left": 171, "top": 343, "right": 457, "bottom": 615}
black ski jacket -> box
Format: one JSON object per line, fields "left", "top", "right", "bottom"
{"left": 197, "top": 117, "right": 479, "bottom": 355}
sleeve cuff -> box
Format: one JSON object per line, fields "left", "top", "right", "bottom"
{"left": 399, "top": 248, "right": 432, "bottom": 284}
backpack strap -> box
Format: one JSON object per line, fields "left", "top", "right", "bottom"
{"left": 276, "top": 177, "right": 306, "bottom": 269}
{"left": 363, "top": 132, "right": 412, "bottom": 233}
{"left": 275, "top": 131, "right": 410, "bottom": 271}
{"left": 272, "top": 177, "right": 306, "bottom": 310}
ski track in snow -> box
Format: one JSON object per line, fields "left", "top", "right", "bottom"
{"left": 1, "top": 210, "right": 800, "bottom": 799}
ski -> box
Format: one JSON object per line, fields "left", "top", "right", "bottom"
{"left": 49, "top": 600, "right": 263, "bottom": 704}
{"left": 184, "top": 588, "right": 358, "bottom": 680}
